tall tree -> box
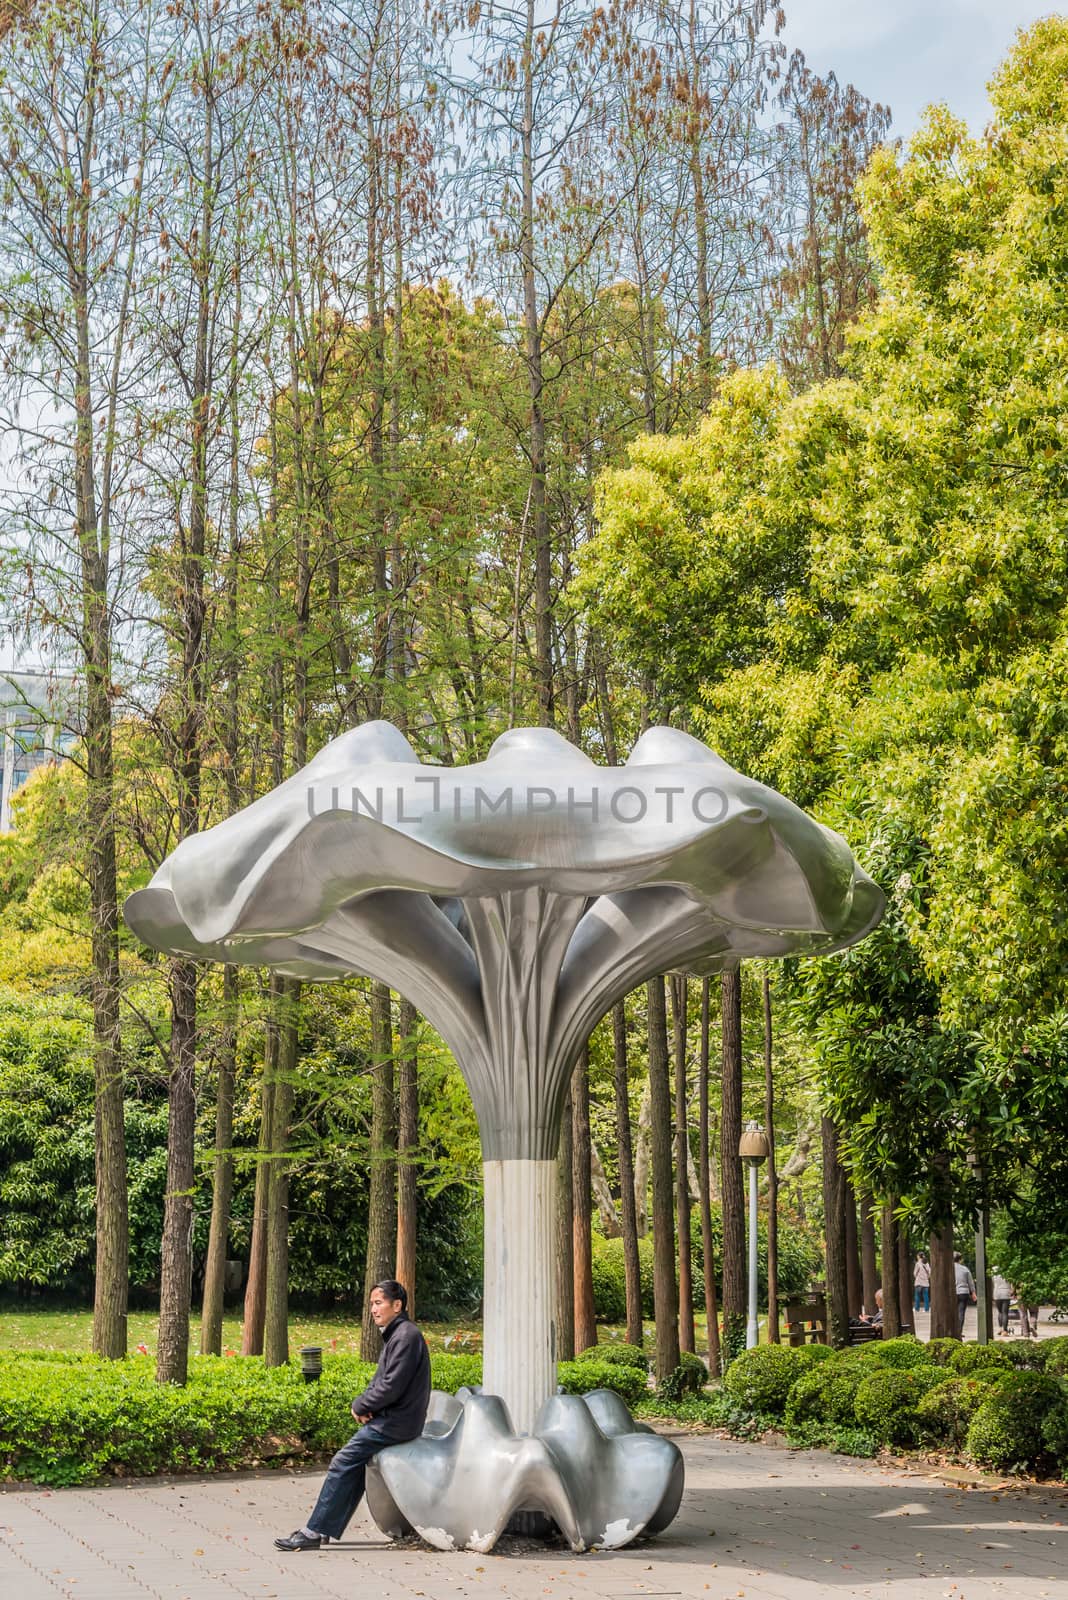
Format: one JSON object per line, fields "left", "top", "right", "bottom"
{"left": 772, "top": 51, "right": 890, "bottom": 385}
{"left": 821, "top": 1117, "right": 848, "bottom": 1347}
{"left": 859, "top": 1192, "right": 879, "bottom": 1318}
{"left": 571, "top": 1048, "right": 597, "bottom": 1353}
{"left": 880, "top": 1204, "right": 902, "bottom": 1339}
{"left": 647, "top": 977, "right": 680, "bottom": 1381}
{"left": 555, "top": 1082, "right": 575, "bottom": 1361}
{"left": 671, "top": 975, "right": 695, "bottom": 1353}
{"left": 719, "top": 969, "right": 745, "bottom": 1360}
{"left": 395, "top": 999, "right": 419, "bottom": 1313}
{"left": 361, "top": 981, "right": 397, "bottom": 1359}
{"left": 0, "top": 0, "right": 163, "bottom": 1357}
{"left": 611, "top": 1002, "right": 644, "bottom": 1347}
{"left": 697, "top": 977, "right": 721, "bottom": 1373}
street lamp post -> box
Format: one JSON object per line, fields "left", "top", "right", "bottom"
{"left": 740, "top": 1122, "right": 770, "bottom": 1350}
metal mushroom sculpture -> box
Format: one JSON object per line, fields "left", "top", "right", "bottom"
{"left": 125, "top": 720, "right": 883, "bottom": 1549}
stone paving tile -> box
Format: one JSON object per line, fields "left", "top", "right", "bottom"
{"left": 5, "top": 1434, "right": 1068, "bottom": 1600}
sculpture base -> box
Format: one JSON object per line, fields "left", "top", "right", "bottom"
{"left": 366, "top": 1387, "right": 684, "bottom": 1554}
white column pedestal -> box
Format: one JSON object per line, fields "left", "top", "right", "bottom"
{"left": 481, "top": 1158, "right": 556, "bottom": 1436}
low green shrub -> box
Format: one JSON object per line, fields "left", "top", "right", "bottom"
{"left": 428, "top": 1353, "right": 482, "bottom": 1392}
{"left": 1039, "top": 1337, "right": 1068, "bottom": 1376}
{"left": 1041, "top": 1393, "right": 1068, "bottom": 1467}
{"left": 926, "top": 1337, "right": 963, "bottom": 1366}
{"left": 785, "top": 1354, "right": 866, "bottom": 1428}
{"left": 965, "top": 1371, "right": 1065, "bottom": 1471}
{"left": 916, "top": 1374, "right": 1007, "bottom": 1450}
{"left": 557, "top": 1359, "right": 647, "bottom": 1405}
{"left": 575, "top": 1342, "right": 649, "bottom": 1373}
{"left": 946, "top": 1343, "right": 1012, "bottom": 1377}
{"left": 723, "top": 1345, "right": 799, "bottom": 1417}
{"left": 590, "top": 1234, "right": 654, "bottom": 1319}
{"left": 633, "top": 1391, "right": 733, "bottom": 1427}
{"left": 783, "top": 1419, "right": 879, "bottom": 1458}
{"left": 852, "top": 1367, "right": 944, "bottom": 1447}
{"left": 657, "top": 1349, "right": 708, "bottom": 1401}
{"left": 854, "top": 1336, "right": 930, "bottom": 1370}
{"left": 0, "top": 1350, "right": 489, "bottom": 1487}
{"left": 1003, "top": 1341, "right": 1047, "bottom": 1370}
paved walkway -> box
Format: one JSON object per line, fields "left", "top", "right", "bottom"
{"left": 4, "top": 1432, "right": 1068, "bottom": 1600}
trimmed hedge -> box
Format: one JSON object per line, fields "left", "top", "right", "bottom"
{"left": 721, "top": 1339, "right": 1068, "bottom": 1477}
{"left": 917, "top": 1373, "right": 1007, "bottom": 1449}
{"left": 785, "top": 1354, "right": 868, "bottom": 1427}
{"left": 853, "top": 1366, "right": 944, "bottom": 1447}
{"left": 723, "top": 1344, "right": 798, "bottom": 1416}
{"left": 0, "top": 1348, "right": 653, "bottom": 1487}
{"left": 1040, "top": 1337, "right": 1068, "bottom": 1376}
{"left": 657, "top": 1350, "right": 708, "bottom": 1399}
{"left": 575, "top": 1342, "right": 649, "bottom": 1373}
{"left": 965, "top": 1371, "right": 1067, "bottom": 1471}
{"left": 946, "top": 1342, "right": 1012, "bottom": 1377}
{"left": 557, "top": 1359, "right": 647, "bottom": 1405}
{"left": 854, "top": 1336, "right": 930, "bottom": 1370}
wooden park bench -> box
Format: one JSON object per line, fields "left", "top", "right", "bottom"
{"left": 781, "top": 1292, "right": 828, "bottom": 1346}
{"left": 848, "top": 1321, "right": 883, "bottom": 1345}
{"left": 780, "top": 1291, "right": 888, "bottom": 1347}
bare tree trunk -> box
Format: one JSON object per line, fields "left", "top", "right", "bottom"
{"left": 647, "top": 977, "right": 680, "bottom": 1382}
{"left": 671, "top": 977, "right": 695, "bottom": 1354}
{"left": 930, "top": 1221, "right": 958, "bottom": 1339}
{"left": 520, "top": 0, "right": 553, "bottom": 726}
{"left": 265, "top": 979, "right": 299, "bottom": 1367}
{"left": 821, "top": 1117, "right": 849, "bottom": 1348}
{"left": 242, "top": 1016, "right": 277, "bottom": 1357}
{"left": 87, "top": 604, "right": 126, "bottom": 1357}
{"left": 571, "top": 1047, "right": 597, "bottom": 1352}
{"left": 844, "top": 1180, "right": 862, "bottom": 1321}
{"left": 696, "top": 978, "right": 721, "bottom": 1375}
{"left": 361, "top": 982, "right": 396, "bottom": 1360}
{"left": 633, "top": 1084, "right": 651, "bottom": 1236}
{"left": 860, "top": 1191, "right": 879, "bottom": 1316}
{"left": 395, "top": 999, "right": 419, "bottom": 1315}
{"left": 157, "top": 958, "right": 198, "bottom": 1385}
{"left": 612, "top": 1003, "right": 644, "bottom": 1348}
{"left": 762, "top": 973, "right": 779, "bottom": 1343}
{"left": 880, "top": 1203, "right": 902, "bottom": 1338}
{"left": 589, "top": 1143, "right": 621, "bottom": 1238}
{"left": 200, "top": 966, "right": 239, "bottom": 1355}
{"left": 719, "top": 970, "right": 745, "bottom": 1361}
{"left": 555, "top": 1084, "right": 575, "bottom": 1360}
{"left": 897, "top": 1227, "right": 914, "bottom": 1334}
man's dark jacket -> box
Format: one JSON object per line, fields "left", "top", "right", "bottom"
{"left": 352, "top": 1313, "right": 431, "bottom": 1441}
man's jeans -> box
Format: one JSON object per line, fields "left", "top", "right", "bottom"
{"left": 307, "top": 1425, "right": 394, "bottom": 1540}
{"left": 957, "top": 1294, "right": 971, "bottom": 1333}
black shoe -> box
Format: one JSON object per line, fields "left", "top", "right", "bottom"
{"left": 274, "top": 1530, "right": 322, "bottom": 1552}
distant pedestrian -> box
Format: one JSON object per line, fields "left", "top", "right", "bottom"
{"left": 954, "top": 1252, "right": 977, "bottom": 1335}
{"left": 992, "top": 1270, "right": 1013, "bottom": 1336}
{"left": 1021, "top": 1302, "right": 1041, "bottom": 1339}
{"left": 913, "top": 1252, "right": 931, "bottom": 1313}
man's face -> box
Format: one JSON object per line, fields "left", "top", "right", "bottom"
{"left": 370, "top": 1289, "right": 403, "bottom": 1329}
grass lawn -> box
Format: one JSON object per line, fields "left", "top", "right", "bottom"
{"left": 0, "top": 1306, "right": 487, "bottom": 1357}
{"left": 0, "top": 1305, "right": 758, "bottom": 1358}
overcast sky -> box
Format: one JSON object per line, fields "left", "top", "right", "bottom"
{"left": 778, "top": 0, "right": 1057, "bottom": 139}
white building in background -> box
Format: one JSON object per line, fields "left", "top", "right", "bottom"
{"left": 0, "top": 670, "right": 81, "bottom": 832}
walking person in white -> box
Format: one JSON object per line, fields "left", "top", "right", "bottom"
{"left": 913, "top": 1251, "right": 931, "bottom": 1313}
